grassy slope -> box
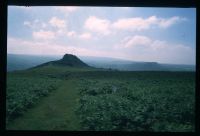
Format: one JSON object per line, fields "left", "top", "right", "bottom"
{"left": 6, "top": 65, "right": 195, "bottom": 131}
{"left": 6, "top": 65, "right": 90, "bottom": 130}
{"left": 75, "top": 72, "right": 195, "bottom": 131}
{"left": 7, "top": 79, "right": 81, "bottom": 130}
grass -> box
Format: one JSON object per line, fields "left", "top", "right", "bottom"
{"left": 75, "top": 73, "right": 195, "bottom": 131}
{"left": 6, "top": 65, "right": 195, "bottom": 131}
{"left": 7, "top": 79, "right": 81, "bottom": 130}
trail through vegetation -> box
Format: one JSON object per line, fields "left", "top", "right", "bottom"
{"left": 7, "top": 79, "right": 81, "bottom": 130}
{"left": 6, "top": 70, "right": 195, "bottom": 131}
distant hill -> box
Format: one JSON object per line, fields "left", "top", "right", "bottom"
{"left": 79, "top": 56, "right": 195, "bottom": 71}
{"left": 32, "top": 54, "right": 90, "bottom": 69}
{"left": 7, "top": 54, "right": 60, "bottom": 71}
{"left": 7, "top": 54, "right": 195, "bottom": 71}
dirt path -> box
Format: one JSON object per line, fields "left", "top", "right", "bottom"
{"left": 7, "top": 79, "right": 81, "bottom": 130}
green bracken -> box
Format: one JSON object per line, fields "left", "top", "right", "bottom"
{"left": 6, "top": 68, "right": 195, "bottom": 131}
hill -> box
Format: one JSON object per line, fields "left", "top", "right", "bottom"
{"left": 6, "top": 54, "right": 195, "bottom": 131}
{"left": 7, "top": 54, "right": 60, "bottom": 71}
{"left": 32, "top": 54, "right": 90, "bottom": 69}
{"left": 7, "top": 54, "right": 195, "bottom": 71}
{"left": 79, "top": 56, "right": 195, "bottom": 71}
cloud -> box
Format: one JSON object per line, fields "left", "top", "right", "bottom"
{"left": 7, "top": 37, "right": 109, "bottom": 56}
{"left": 24, "top": 21, "right": 32, "bottom": 27}
{"left": 67, "top": 31, "right": 77, "bottom": 37}
{"left": 24, "top": 17, "right": 93, "bottom": 40}
{"left": 79, "top": 32, "right": 92, "bottom": 40}
{"left": 84, "top": 16, "right": 111, "bottom": 35}
{"left": 33, "top": 30, "right": 55, "bottom": 40}
{"left": 120, "top": 35, "right": 184, "bottom": 50}
{"left": 8, "top": 34, "right": 195, "bottom": 65}
{"left": 113, "top": 17, "right": 155, "bottom": 31}
{"left": 12, "top": 6, "right": 32, "bottom": 10}
{"left": 123, "top": 35, "right": 152, "bottom": 48}
{"left": 112, "top": 16, "right": 186, "bottom": 31}
{"left": 66, "top": 31, "right": 92, "bottom": 40}
{"left": 158, "top": 16, "right": 187, "bottom": 28}
{"left": 49, "top": 17, "right": 66, "bottom": 28}
{"left": 24, "top": 19, "right": 47, "bottom": 29}
{"left": 116, "top": 35, "right": 195, "bottom": 64}
{"left": 54, "top": 6, "right": 79, "bottom": 13}
{"left": 84, "top": 15, "right": 186, "bottom": 35}
{"left": 8, "top": 37, "right": 68, "bottom": 55}
{"left": 119, "top": 7, "right": 131, "bottom": 10}
{"left": 24, "top": 18, "right": 67, "bottom": 38}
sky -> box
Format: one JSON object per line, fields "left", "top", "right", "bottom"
{"left": 8, "top": 6, "right": 196, "bottom": 65}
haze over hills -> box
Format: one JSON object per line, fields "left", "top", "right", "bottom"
{"left": 7, "top": 54, "right": 195, "bottom": 72}
{"left": 7, "top": 54, "right": 60, "bottom": 71}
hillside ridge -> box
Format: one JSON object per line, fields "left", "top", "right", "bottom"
{"left": 32, "top": 54, "right": 90, "bottom": 69}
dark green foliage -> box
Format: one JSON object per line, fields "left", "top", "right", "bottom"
{"left": 6, "top": 75, "right": 61, "bottom": 123}
{"left": 6, "top": 65, "right": 195, "bottom": 131}
{"left": 76, "top": 72, "right": 195, "bottom": 131}
{"left": 58, "top": 54, "right": 89, "bottom": 67}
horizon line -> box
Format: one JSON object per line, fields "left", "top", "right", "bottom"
{"left": 7, "top": 53, "right": 196, "bottom": 66}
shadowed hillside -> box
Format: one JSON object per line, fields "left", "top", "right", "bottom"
{"left": 7, "top": 54, "right": 195, "bottom": 71}
{"left": 32, "top": 54, "right": 90, "bottom": 69}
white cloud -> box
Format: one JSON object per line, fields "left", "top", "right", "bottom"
{"left": 66, "top": 31, "right": 92, "bottom": 40}
{"left": 117, "top": 35, "right": 195, "bottom": 64}
{"left": 113, "top": 17, "right": 154, "bottom": 31}
{"left": 7, "top": 37, "right": 109, "bottom": 56}
{"left": 24, "top": 21, "right": 32, "bottom": 27}
{"left": 119, "top": 7, "right": 131, "bottom": 10}
{"left": 24, "top": 18, "right": 94, "bottom": 40}
{"left": 12, "top": 6, "right": 32, "bottom": 10}
{"left": 112, "top": 16, "right": 186, "bottom": 31}
{"left": 79, "top": 32, "right": 92, "bottom": 40}
{"left": 24, "top": 19, "right": 47, "bottom": 29}
{"left": 7, "top": 35, "right": 195, "bottom": 65}
{"left": 54, "top": 6, "right": 79, "bottom": 13}
{"left": 123, "top": 35, "right": 152, "bottom": 48}
{"left": 41, "top": 22, "right": 47, "bottom": 28}
{"left": 158, "top": 16, "right": 187, "bottom": 28}
{"left": 84, "top": 16, "right": 111, "bottom": 35}
{"left": 49, "top": 17, "right": 66, "bottom": 28}
{"left": 55, "top": 29, "right": 68, "bottom": 36}
{"left": 33, "top": 30, "right": 55, "bottom": 40}
{"left": 8, "top": 37, "right": 68, "bottom": 55}
{"left": 67, "top": 31, "right": 77, "bottom": 37}
{"left": 84, "top": 16, "right": 186, "bottom": 34}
